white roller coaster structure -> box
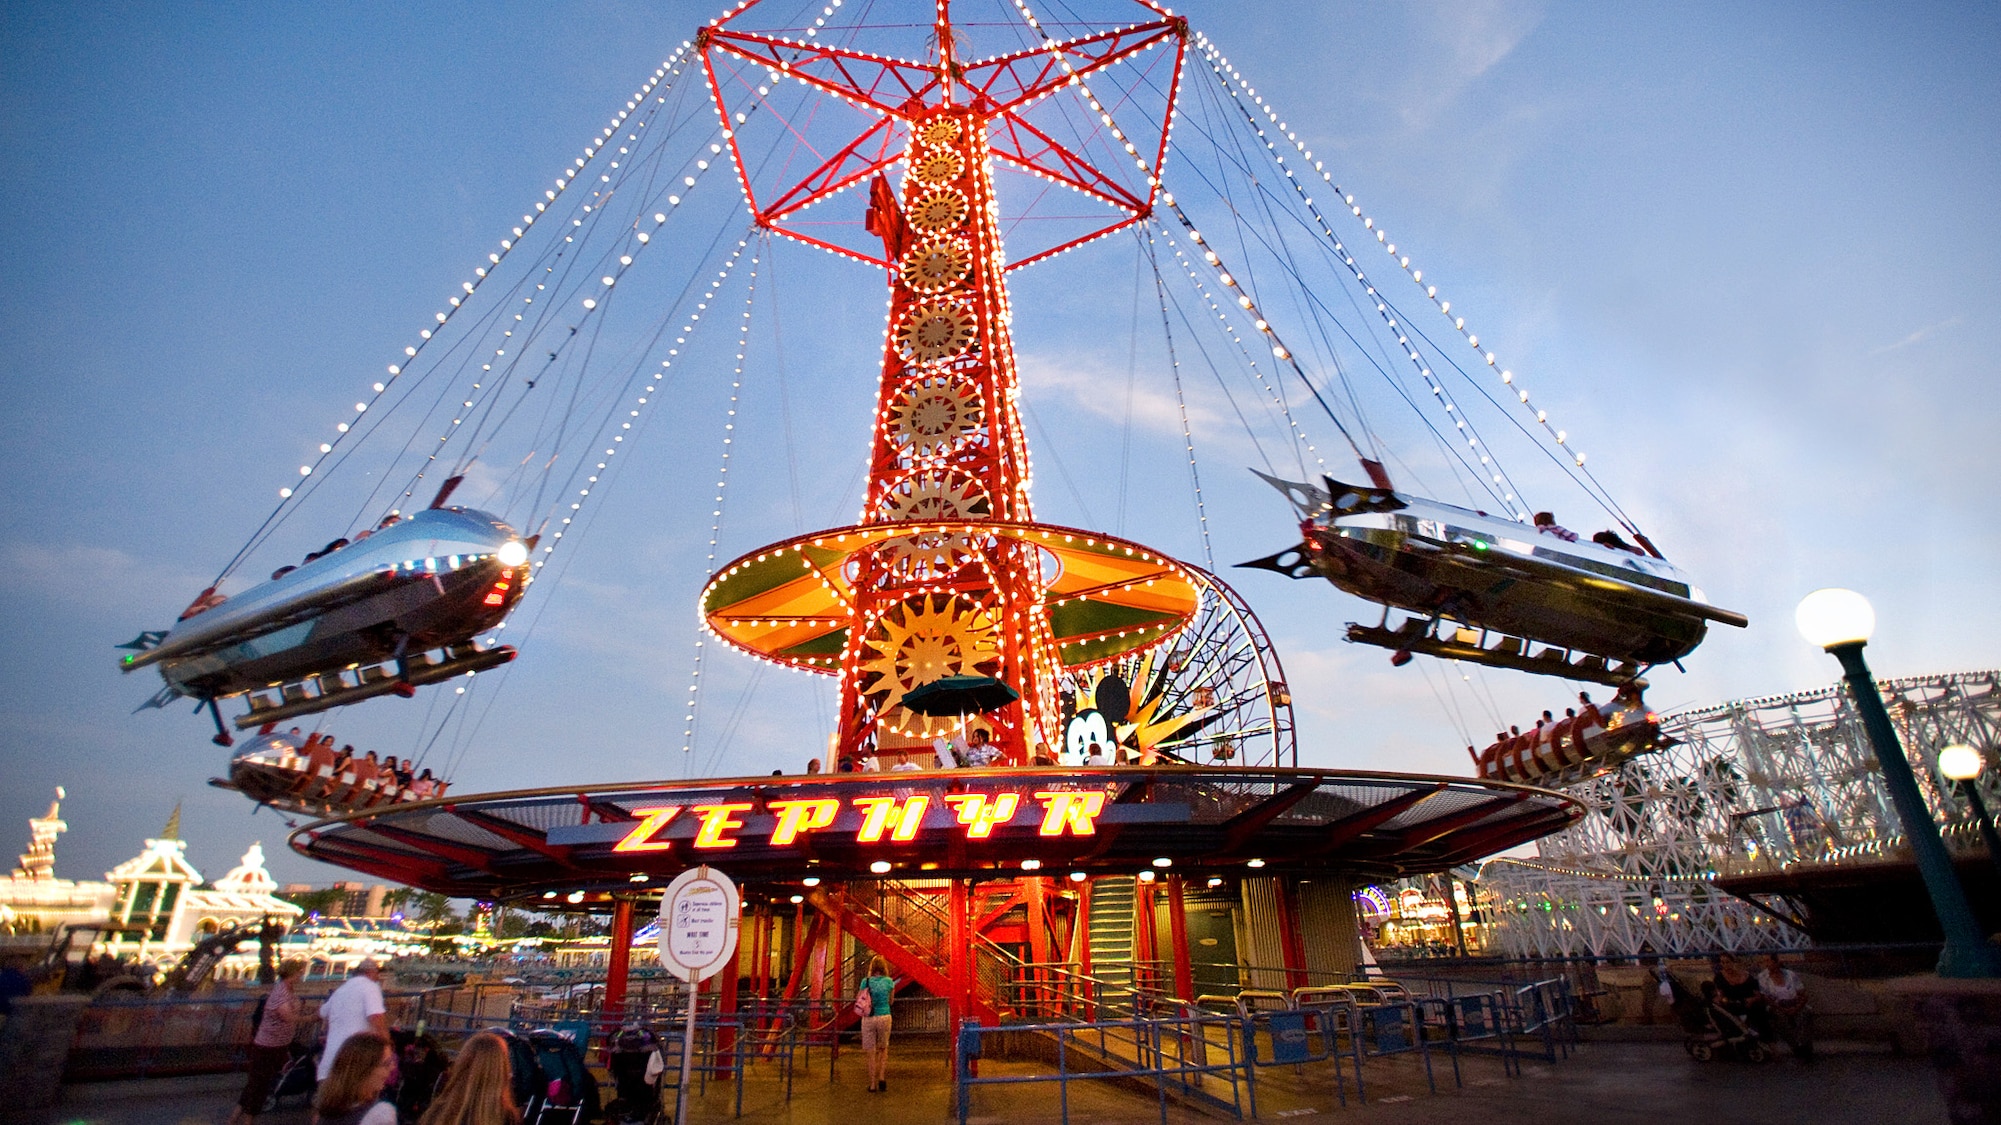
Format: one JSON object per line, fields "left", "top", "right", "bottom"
{"left": 1480, "top": 669, "right": 2001, "bottom": 957}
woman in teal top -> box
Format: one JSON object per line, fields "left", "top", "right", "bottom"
{"left": 858, "top": 955, "right": 896, "bottom": 1092}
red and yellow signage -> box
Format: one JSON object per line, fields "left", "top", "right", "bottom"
{"left": 611, "top": 788, "right": 1109, "bottom": 854}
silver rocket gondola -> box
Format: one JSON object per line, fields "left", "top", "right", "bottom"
{"left": 121, "top": 507, "right": 531, "bottom": 731}
{"left": 1240, "top": 473, "right": 1746, "bottom": 683}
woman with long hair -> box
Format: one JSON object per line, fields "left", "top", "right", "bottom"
{"left": 312, "top": 1031, "right": 396, "bottom": 1125}
{"left": 419, "top": 1031, "right": 520, "bottom": 1125}
{"left": 857, "top": 955, "right": 896, "bottom": 1093}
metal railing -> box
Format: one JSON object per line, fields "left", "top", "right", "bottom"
{"left": 955, "top": 1011, "right": 1247, "bottom": 1125}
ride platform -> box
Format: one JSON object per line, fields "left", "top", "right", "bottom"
{"left": 287, "top": 765, "right": 1577, "bottom": 902}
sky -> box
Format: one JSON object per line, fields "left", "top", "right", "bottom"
{"left": 2, "top": 0, "right": 1997, "bottom": 887}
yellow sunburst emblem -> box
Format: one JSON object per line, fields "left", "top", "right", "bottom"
{"left": 886, "top": 376, "right": 984, "bottom": 457}
{"left": 894, "top": 301, "right": 978, "bottom": 364}
{"left": 909, "top": 146, "right": 964, "bottom": 185}
{"left": 902, "top": 237, "right": 971, "bottom": 294}
{"left": 874, "top": 471, "right": 991, "bottom": 578}
{"left": 857, "top": 593, "right": 1002, "bottom": 736}
{"left": 907, "top": 187, "right": 968, "bottom": 233}
{"left": 919, "top": 117, "right": 962, "bottom": 145}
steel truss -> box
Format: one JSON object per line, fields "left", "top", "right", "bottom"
{"left": 1481, "top": 669, "right": 2001, "bottom": 957}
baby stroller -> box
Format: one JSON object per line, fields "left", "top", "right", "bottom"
{"left": 605, "top": 1025, "right": 666, "bottom": 1124}
{"left": 489, "top": 1027, "right": 602, "bottom": 1125}
{"left": 1670, "top": 975, "right": 1770, "bottom": 1062}
{"left": 259, "top": 1042, "right": 319, "bottom": 1112}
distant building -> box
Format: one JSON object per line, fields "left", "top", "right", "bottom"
{"left": 0, "top": 791, "right": 300, "bottom": 968}
{"left": 0, "top": 789, "right": 116, "bottom": 939}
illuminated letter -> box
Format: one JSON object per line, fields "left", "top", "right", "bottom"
{"left": 943, "top": 793, "right": 1021, "bottom": 839}
{"left": 690, "top": 802, "right": 755, "bottom": 849}
{"left": 1034, "top": 791, "right": 1108, "bottom": 837}
{"left": 612, "top": 806, "right": 682, "bottom": 853}
{"left": 767, "top": 798, "right": 841, "bottom": 845}
{"left": 852, "top": 795, "right": 931, "bottom": 843}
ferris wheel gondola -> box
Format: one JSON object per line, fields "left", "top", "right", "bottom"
{"left": 119, "top": 507, "right": 531, "bottom": 741}
{"left": 1241, "top": 473, "right": 1746, "bottom": 685}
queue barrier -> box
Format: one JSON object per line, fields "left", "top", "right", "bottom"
{"left": 953, "top": 1012, "right": 1247, "bottom": 1125}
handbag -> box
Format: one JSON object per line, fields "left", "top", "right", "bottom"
{"left": 853, "top": 986, "right": 873, "bottom": 1018}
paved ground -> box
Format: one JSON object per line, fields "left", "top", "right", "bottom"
{"left": 25, "top": 1034, "right": 1948, "bottom": 1125}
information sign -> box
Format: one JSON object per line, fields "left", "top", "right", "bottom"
{"left": 657, "top": 865, "right": 740, "bottom": 983}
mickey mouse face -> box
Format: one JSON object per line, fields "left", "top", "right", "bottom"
{"left": 1063, "top": 709, "right": 1111, "bottom": 766}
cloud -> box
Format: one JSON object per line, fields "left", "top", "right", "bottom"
{"left": 1392, "top": 1, "right": 1549, "bottom": 130}
{"left": 1869, "top": 315, "right": 1961, "bottom": 356}
{"left": 1018, "top": 351, "right": 1224, "bottom": 436}
{"left": 4, "top": 541, "right": 210, "bottom": 618}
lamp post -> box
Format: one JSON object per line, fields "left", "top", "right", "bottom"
{"left": 1939, "top": 743, "right": 2001, "bottom": 884}
{"left": 1795, "top": 589, "right": 2000, "bottom": 978}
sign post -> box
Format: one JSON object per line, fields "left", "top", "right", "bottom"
{"left": 657, "top": 865, "right": 740, "bottom": 1125}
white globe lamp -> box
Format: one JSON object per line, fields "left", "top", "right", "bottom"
{"left": 1795, "top": 587, "right": 1875, "bottom": 650}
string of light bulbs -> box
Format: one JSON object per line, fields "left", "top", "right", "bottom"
{"left": 680, "top": 242, "right": 760, "bottom": 759}
{"left": 1158, "top": 226, "right": 1325, "bottom": 474}
{"left": 1142, "top": 228, "right": 1215, "bottom": 569}
{"left": 1179, "top": 47, "right": 1533, "bottom": 519}
{"left": 214, "top": 43, "right": 702, "bottom": 584}
{"left": 1194, "top": 33, "right": 1641, "bottom": 529}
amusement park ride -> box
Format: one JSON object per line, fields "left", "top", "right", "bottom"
{"left": 117, "top": 0, "right": 1747, "bottom": 1022}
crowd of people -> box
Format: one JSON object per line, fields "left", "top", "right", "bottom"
{"left": 246, "top": 730, "right": 448, "bottom": 808}
{"left": 230, "top": 958, "right": 527, "bottom": 1124}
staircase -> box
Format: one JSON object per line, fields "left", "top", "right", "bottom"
{"left": 1086, "top": 875, "right": 1136, "bottom": 1016}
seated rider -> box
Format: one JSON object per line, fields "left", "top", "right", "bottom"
{"left": 178, "top": 586, "right": 228, "bottom": 620}
{"left": 1591, "top": 528, "right": 1645, "bottom": 555}
{"left": 962, "top": 728, "right": 1003, "bottom": 767}
{"left": 1532, "top": 511, "right": 1579, "bottom": 542}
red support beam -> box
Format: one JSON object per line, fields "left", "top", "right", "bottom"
{"left": 1166, "top": 875, "right": 1193, "bottom": 1005}
{"left": 1311, "top": 783, "right": 1450, "bottom": 855}
{"left": 949, "top": 878, "right": 972, "bottom": 1084}
{"left": 1025, "top": 876, "right": 1050, "bottom": 1017}
{"left": 1274, "top": 879, "right": 1308, "bottom": 992}
{"left": 605, "top": 898, "right": 635, "bottom": 1031}
{"left": 777, "top": 911, "right": 825, "bottom": 1006}
{"left": 1133, "top": 878, "right": 1158, "bottom": 992}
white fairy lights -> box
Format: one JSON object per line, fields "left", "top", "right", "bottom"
{"left": 680, "top": 242, "right": 760, "bottom": 758}
{"left": 1159, "top": 228, "right": 1324, "bottom": 471}
{"left": 255, "top": 41, "right": 701, "bottom": 529}
{"left": 1193, "top": 33, "right": 1589, "bottom": 491}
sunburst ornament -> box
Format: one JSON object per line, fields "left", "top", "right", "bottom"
{"left": 907, "top": 186, "right": 969, "bottom": 233}
{"left": 918, "top": 117, "right": 962, "bottom": 145}
{"left": 886, "top": 376, "right": 984, "bottom": 457}
{"left": 902, "top": 238, "right": 971, "bottom": 294}
{"left": 895, "top": 301, "right": 978, "bottom": 364}
{"left": 874, "top": 471, "right": 991, "bottom": 578}
{"left": 909, "top": 146, "right": 964, "bottom": 185}
{"left": 856, "top": 593, "right": 1002, "bottom": 736}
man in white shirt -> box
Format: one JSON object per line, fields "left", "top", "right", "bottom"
{"left": 317, "top": 959, "right": 388, "bottom": 1081}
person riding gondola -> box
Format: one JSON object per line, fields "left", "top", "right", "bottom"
{"left": 1532, "top": 511, "right": 1578, "bottom": 542}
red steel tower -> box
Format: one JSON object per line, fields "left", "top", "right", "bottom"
{"left": 698, "top": 1, "right": 1195, "bottom": 766}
